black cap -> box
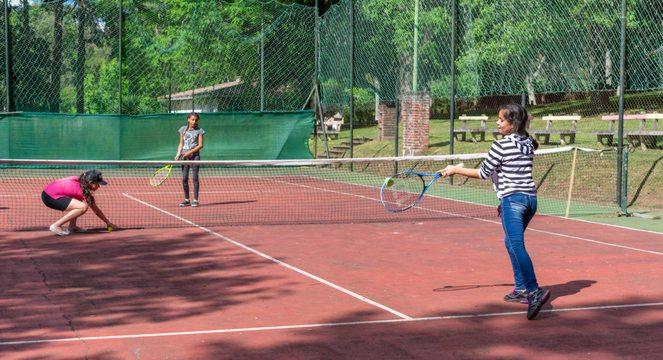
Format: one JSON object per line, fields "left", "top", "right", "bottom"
{"left": 84, "top": 169, "right": 108, "bottom": 185}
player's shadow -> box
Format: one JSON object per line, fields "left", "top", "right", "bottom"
{"left": 547, "top": 280, "right": 596, "bottom": 302}
{"left": 203, "top": 200, "right": 257, "bottom": 207}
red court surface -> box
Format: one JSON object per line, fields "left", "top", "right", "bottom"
{"left": 1, "top": 184, "right": 663, "bottom": 359}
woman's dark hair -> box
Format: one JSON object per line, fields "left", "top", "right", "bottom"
{"left": 78, "top": 173, "right": 95, "bottom": 205}
{"left": 498, "top": 104, "right": 539, "bottom": 149}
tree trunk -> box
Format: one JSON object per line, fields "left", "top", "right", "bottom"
{"left": 50, "top": 1, "right": 63, "bottom": 112}
{"left": 526, "top": 53, "right": 545, "bottom": 106}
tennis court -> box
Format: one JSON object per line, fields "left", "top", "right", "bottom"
{"left": 1, "top": 154, "right": 662, "bottom": 359}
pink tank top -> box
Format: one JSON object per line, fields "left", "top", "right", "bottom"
{"left": 43, "top": 176, "right": 85, "bottom": 201}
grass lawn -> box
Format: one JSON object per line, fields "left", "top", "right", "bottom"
{"left": 309, "top": 92, "right": 663, "bottom": 232}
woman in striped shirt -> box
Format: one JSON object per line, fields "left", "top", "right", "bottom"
{"left": 440, "top": 104, "right": 550, "bottom": 320}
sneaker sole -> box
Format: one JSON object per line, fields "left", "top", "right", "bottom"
{"left": 49, "top": 225, "right": 69, "bottom": 236}
{"left": 527, "top": 290, "right": 551, "bottom": 320}
{"left": 504, "top": 298, "right": 529, "bottom": 304}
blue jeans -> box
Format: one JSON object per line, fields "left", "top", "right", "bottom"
{"left": 500, "top": 193, "right": 538, "bottom": 292}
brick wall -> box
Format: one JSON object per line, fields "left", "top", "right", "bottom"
{"left": 377, "top": 102, "right": 397, "bottom": 141}
{"left": 401, "top": 92, "right": 431, "bottom": 156}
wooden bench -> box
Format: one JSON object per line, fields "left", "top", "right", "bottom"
{"left": 594, "top": 113, "right": 663, "bottom": 149}
{"left": 316, "top": 113, "right": 344, "bottom": 139}
{"left": 453, "top": 115, "right": 488, "bottom": 142}
{"left": 529, "top": 115, "right": 579, "bottom": 145}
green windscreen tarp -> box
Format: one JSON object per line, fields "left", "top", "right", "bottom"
{"left": 0, "top": 111, "right": 313, "bottom": 160}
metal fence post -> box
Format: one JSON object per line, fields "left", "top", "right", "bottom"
{"left": 3, "top": 0, "right": 14, "bottom": 112}
{"left": 615, "top": 0, "right": 628, "bottom": 215}
{"left": 118, "top": 0, "right": 123, "bottom": 114}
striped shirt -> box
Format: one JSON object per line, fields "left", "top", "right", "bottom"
{"left": 478, "top": 134, "right": 536, "bottom": 199}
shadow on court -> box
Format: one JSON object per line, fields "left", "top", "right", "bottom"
{"left": 19, "top": 298, "right": 657, "bottom": 360}
{"left": 196, "top": 301, "right": 663, "bottom": 359}
{"left": 548, "top": 280, "right": 597, "bottom": 302}
{"left": 0, "top": 228, "right": 301, "bottom": 357}
{"left": 202, "top": 200, "right": 258, "bottom": 207}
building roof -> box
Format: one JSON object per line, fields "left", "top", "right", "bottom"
{"left": 157, "top": 79, "right": 242, "bottom": 101}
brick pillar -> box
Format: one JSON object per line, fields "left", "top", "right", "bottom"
{"left": 377, "top": 101, "right": 397, "bottom": 141}
{"left": 401, "top": 92, "right": 431, "bottom": 156}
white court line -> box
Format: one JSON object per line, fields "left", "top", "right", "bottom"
{"left": 1, "top": 301, "right": 662, "bottom": 346}
{"left": 122, "top": 193, "right": 412, "bottom": 320}
{"left": 267, "top": 178, "right": 663, "bottom": 256}
{"left": 120, "top": 190, "right": 262, "bottom": 195}
{"left": 302, "top": 175, "right": 663, "bottom": 236}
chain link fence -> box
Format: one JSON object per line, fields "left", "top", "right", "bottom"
{"left": 0, "top": 0, "right": 661, "bottom": 217}
{"left": 0, "top": 0, "right": 315, "bottom": 114}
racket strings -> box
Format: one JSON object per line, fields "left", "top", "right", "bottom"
{"left": 381, "top": 173, "right": 424, "bottom": 211}
{"left": 150, "top": 166, "right": 172, "bottom": 186}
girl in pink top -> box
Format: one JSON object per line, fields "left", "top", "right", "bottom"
{"left": 41, "top": 169, "right": 117, "bottom": 236}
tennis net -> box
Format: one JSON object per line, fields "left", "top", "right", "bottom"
{"left": 0, "top": 147, "right": 617, "bottom": 231}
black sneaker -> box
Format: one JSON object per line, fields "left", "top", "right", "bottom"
{"left": 179, "top": 200, "right": 191, "bottom": 207}
{"left": 504, "top": 289, "right": 529, "bottom": 304}
{"left": 527, "top": 288, "right": 551, "bottom": 320}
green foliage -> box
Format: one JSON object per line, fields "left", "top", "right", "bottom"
{"left": 3, "top": 0, "right": 663, "bottom": 115}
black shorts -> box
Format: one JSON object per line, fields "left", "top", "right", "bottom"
{"left": 41, "top": 191, "right": 72, "bottom": 211}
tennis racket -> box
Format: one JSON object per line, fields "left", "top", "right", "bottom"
{"left": 150, "top": 154, "right": 182, "bottom": 187}
{"left": 380, "top": 163, "right": 463, "bottom": 212}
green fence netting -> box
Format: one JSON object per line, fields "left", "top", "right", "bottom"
{"left": 0, "top": 0, "right": 315, "bottom": 114}
{"left": 2, "top": 0, "right": 662, "bottom": 115}
{"left": 0, "top": 111, "right": 313, "bottom": 160}
{"left": 317, "top": 0, "right": 663, "bottom": 112}
{"left": 1, "top": 0, "right": 662, "bottom": 218}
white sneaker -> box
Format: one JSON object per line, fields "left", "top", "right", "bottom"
{"left": 49, "top": 224, "right": 70, "bottom": 236}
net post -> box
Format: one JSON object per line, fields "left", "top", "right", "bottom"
{"left": 393, "top": 100, "right": 400, "bottom": 175}
{"left": 313, "top": 109, "right": 318, "bottom": 157}
{"left": 564, "top": 147, "right": 578, "bottom": 218}
{"left": 619, "top": 149, "right": 629, "bottom": 215}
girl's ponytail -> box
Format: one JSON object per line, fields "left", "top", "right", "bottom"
{"left": 498, "top": 104, "right": 539, "bottom": 149}
{"left": 78, "top": 174, "right": 95, "bottom": 205}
